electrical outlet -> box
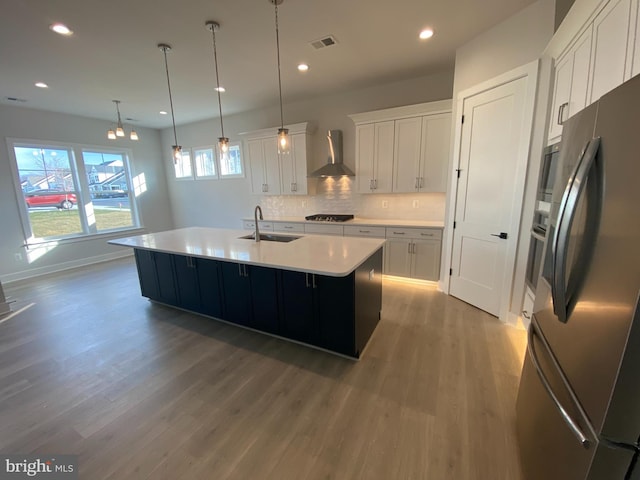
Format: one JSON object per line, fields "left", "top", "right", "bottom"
{"left": 381, "top": 200, "right": 388, "bottom": 209}
{"left": 14, "top": 253, "right": 22, "bottom": 261}
{"left": 301, "top": 200, "right": 307, "bottom": 208}
{"left": 412, "top": 199, "right": 419, "bottom": 208}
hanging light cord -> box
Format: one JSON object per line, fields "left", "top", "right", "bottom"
{"left": 275, "top": 2, "right": 285, "bottom": 130}
{"left": 115, "top": 100, "right": 123, "bottom": 127}
{"left": 162, "top": 47, "right": 179, "bottom": 146}
{"left": 210, "top": 26, "right": 225, "bottom": 139}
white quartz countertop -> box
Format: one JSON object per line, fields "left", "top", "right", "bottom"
{"left": 244, "top": 216, "right": 445, "bottom": 228}
{"left": 109, "top": 227, "right": 385, "bottom": 277}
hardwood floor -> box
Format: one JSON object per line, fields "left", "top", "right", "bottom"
{"left": 0, "top": 258, "right": 527, "bottom": 479}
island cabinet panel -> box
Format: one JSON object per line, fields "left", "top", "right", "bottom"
{"left": 134, "top": 249, "right": 159, "bottom": 299}
{"left": 354, "top": 248, "right": 383, "bottom": 356}
{"left": 279, "top": 271, "right": 318, "bottom": 344}
{"left": 195, "top": 258, "right": 224, "bottom": 319}
{"left": 134, "top": 250, "right": 178, "bottom": 306}
{"left": 220, "top": 262, "right": 279, "bottom": 333}
{"left": 172, "top": 255, "right": 224, "bottom": 318}
{"left": 220, "top": 262, "right": 253, "bottom": 327}
{"left": 173, "top": 255, "right": 202, "bottom": 312}
{"left": 315, "top": 273, "right": 356, "bottom": 356}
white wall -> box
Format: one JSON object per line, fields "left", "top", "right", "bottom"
{"left": 0, "top": 105, "right": 174, "bottom": 282}
{"left": 161, "top": 70, "right": 455, "bottom": 229}
{"left": 443, "top": 0, "right": 555, "bottom": 322}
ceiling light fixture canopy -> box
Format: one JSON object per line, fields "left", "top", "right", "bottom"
{"left": 158, "top": 43, "right": 182, "bottom": 163}
{"left": 107, "top": 100, "right": 139, "bottom": 141}
{"left": 206, "top": 20, "right": 229, "bottom": 162}
{"left": 270, "top": 0, "right": 289, "bottom": 155}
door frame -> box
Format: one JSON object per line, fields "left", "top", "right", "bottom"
{"left": 440, "top": 60, "right": 539, "bottom": 322}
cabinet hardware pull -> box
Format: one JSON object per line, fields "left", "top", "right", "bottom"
{"left": 557, "top": 102, "right": 569, "bottom": 126}
{"left": 393, "top": 231, "right": 405, "bottom": 235}
{"left": 305, "top": 273, "right": 310, "bottom": 288}
{"left": 421, "top": 233, "right": 433, "bottom": 237}
{"left": 312, "top": 274, "right": 317, "bottom": 289}
{"left": 374, "top": 179, "right": 378, "bottom": 189}
{"left": 522, "top": 310, "right": 531, "bottom": 320}
{"left": 285, "top": 226, "right": 293, "bottom": 229}
{"left": 408, "top": 242, "right": 412, "bottom": 254}
{"left": 360, "top": 230, "right": 370, "bottom": 233}
{"left": 238, "top": 264, "right": 243, "bottom": 277}
{"left": 243, "top": 265, "right": 248, "bottom": 277}
{"left": 419, "top": 177, "right": 424, "bottom": 188}
{"left": 370, "top": 179, "right": 374, "bottom": 190}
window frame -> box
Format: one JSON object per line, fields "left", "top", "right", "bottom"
{"left": 173, "top": 147, "right": 193, "bottom": 180}
{"left": 7, "top": 138, "right": 142, "bottom": 245}
{"left": 193, "top": 145, "right": 219, "bottom": 180}
{"left": 218, "top": 141, "right": 245, "bottom": 179}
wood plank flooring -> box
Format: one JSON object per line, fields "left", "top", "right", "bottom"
{"left": 0, "top": 258, "right": 527, "bottom": 479}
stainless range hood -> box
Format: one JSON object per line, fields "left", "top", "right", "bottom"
{"left": 308, "top": 130, "right": 355, "bottom": 178}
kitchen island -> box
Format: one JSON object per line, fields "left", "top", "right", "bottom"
{"left": 109, "top": 227, "right": 384, "bottom": 358}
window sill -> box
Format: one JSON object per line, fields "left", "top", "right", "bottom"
{"left": 25, "top": 227, "right": 146, "bottom": 249}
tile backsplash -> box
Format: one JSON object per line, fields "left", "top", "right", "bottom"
{"left": 260, "top": 177, "right": 445, "bottom": 221}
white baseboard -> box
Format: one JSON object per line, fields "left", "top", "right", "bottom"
{"left": 1, "top": 250, "right": 134, "bottom": 285}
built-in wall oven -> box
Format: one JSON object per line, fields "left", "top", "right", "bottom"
{"left": 525, "top": 143, "right": 559, "bottom": 290}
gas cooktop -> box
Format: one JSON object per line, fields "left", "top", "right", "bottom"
{"left": 304, "top": 214, "right": 354, "bottom": 222}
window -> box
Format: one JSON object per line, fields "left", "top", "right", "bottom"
{"left": 220, "top": 142, "right": 244, "bottom": 178}
{"left": 188, "top": 142, "right": 244, "bottom": 181}
{"left": 10, "top": 140, "right": 141, "bottom": 242}
{"left": 174, "top": 148, "right": 192, "bottom": 179}
{"left": 194, "top": 147, "right": 217, "bottom": 179}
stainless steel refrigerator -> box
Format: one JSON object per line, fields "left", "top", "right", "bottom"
{"left": 516, "top": 74, "right": 640, "bottom": 479}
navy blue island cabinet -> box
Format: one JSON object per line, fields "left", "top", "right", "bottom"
{"left": 133, "top": 247, "right": 383, "bottom": 358}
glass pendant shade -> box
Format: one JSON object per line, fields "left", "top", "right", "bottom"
{"left": 107, "top": 129, "right": 116, "bottom": 140}
{"left": 218, "top": 137, "right": 229, "bottom": 153}
{"left": 130, "top": 130, "right": 139, "bottom": 141}
{"left": 116, "top": 126, "right": 125, "bottom": 137}
{"left": 172, "top": 145, "right": 182, "bottom": 163}
{"left": 277, "top": 127, "right": 290, "bottom": 155}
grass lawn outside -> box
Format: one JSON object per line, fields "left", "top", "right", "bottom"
{"left": 29, "top": 208, "right": 134, "bottom": 238}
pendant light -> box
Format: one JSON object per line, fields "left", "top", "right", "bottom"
{"left": 107, "top": 100, "right": 139, "bottom": 141}
{"left": 158, "top": 43, "right": 182, "bottom": 163}
{"left": 205, "top": 21, "right": 229, "bottom": 163}
{"left": 270, "top": 0, "right": 289, "bottom": 155}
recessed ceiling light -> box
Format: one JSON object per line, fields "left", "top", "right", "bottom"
{"left": 35, "top": 82, "right": 49, "bottom": 88}
{"left": 50, "top": 23, "right": 73, "bottom": 36}
{"left": 214, "top": 87, "right": 226, "bottom": 93}
{"left": 297, "top": 63, "right": 309, "bottom": 72}
{"left": 419, "top": 28, "right": 434, "bottom": 40}
{"left": 159, "top": 111, "right": 168, "bottom": 115}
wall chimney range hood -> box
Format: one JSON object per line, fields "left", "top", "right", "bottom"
{"left": 308, "top": 130, "right": 355, "bottom": 177}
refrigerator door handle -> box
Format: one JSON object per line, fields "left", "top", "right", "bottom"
{"left": 527, "top": 321, "right": 591, "bottom": 449}
{"left": 551, "top": 138, "right": 601, "bottom": 323}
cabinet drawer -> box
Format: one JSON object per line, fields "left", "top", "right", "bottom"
{"left": 385, "top": 227, "right": 442, "bottom": 240}
{"left": 304, "top": 224, "right": 344, "bottom": 236}
{"left": 243, "top": 220, "right": 275, "bottom": 231}
{"left": 343, "top": 225, "right": 386, "bottom": 238}
{"left": 273, "top": 222, "right": 305, "bottom": 233}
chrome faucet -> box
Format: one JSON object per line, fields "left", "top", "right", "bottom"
{"left": 254, "top": 205, "right": 263, "bottom": 242}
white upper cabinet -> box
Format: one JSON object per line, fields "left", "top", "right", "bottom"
{"left": 547, "top": 0, "right": 639, "bottom": 144}
{"left": 349, "top": 100, "right": 452, "bottom": 194}
{"left": 247, "top": 137, "right": 281, "bottom": 195}
{"left": 589, "top": 0, "right": 634, "bottom": 103}
{"left": 548, "top": 26, "right": 593, "bottom": 142}
{"left": 242, "top": 123, "right": 314, "bottom": 196}
{"left": 418, "top": 113, "right": 451, "bottom": 192}
{"left": 280, "top": 133, "right": 310, "bottom": 195}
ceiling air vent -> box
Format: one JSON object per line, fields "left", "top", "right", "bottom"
{"left": 310, "top": 35, "right": 338, "bottom": 50}
{"left": 5, "top": 97, "right": 27, "bottom": 103}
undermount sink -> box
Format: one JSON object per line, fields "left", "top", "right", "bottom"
{"left": 239, "top": 233, "right": 301, "bottom": 243}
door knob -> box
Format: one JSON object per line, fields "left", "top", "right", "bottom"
{"left": 491, "top": 232, "right": 508, "bottom": 240}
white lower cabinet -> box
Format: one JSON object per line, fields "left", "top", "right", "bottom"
{"left": 384, "top": 227, "right": 442, "bottom": 281}
{"left": 304, "top": 224, "right": 344, "bottom": 236}
{"left": 273, "top": 222, "right": 305, "bottom": 233}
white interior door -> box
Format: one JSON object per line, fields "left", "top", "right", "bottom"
{"left": 449, "top": 76, "right": 528, "bottom": 317}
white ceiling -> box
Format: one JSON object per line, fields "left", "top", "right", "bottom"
{"left": 0, "top": 0, "right": 536, "bottom": 129}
